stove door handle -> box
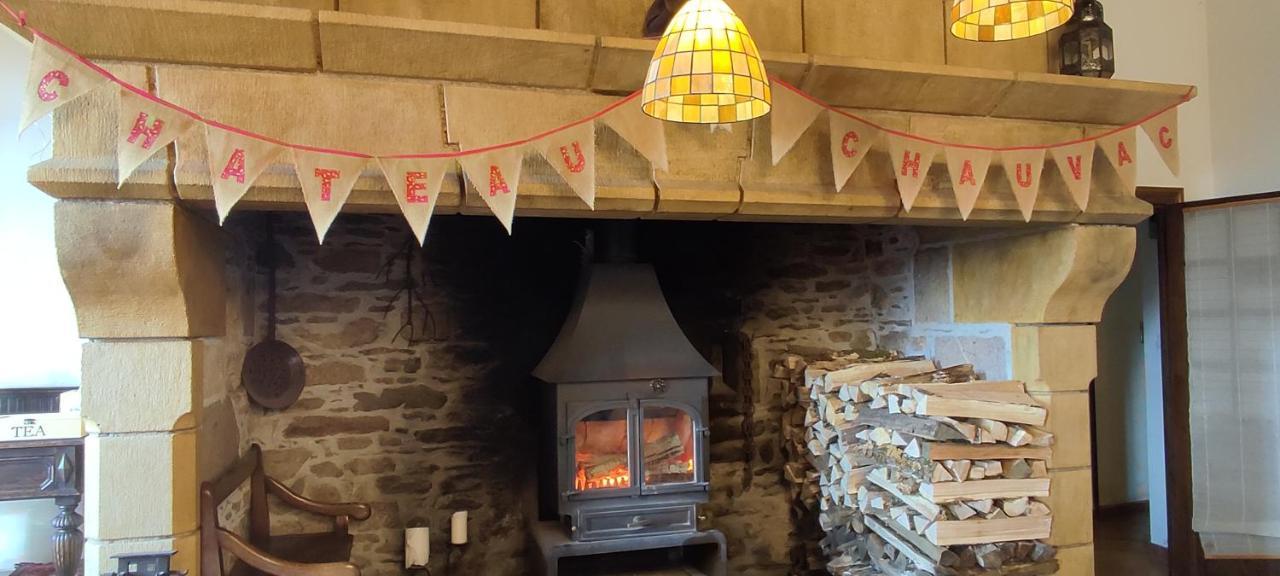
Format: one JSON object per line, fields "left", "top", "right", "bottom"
{"left": 625, "top": 515, "right": 651, "bottom": 529}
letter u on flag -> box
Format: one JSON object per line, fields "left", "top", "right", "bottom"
{"left": 293, "top": 150, "right": 367, "bottom": 244}
{"left": 20, "top": 35, "right": 110, "bottom": 134}
{"left": 886, "top": 135, "right": 938, "bottom": 212}
{"left": 459, "top": 147, "right": 524, "bottom": 235}
{"left": 116, "top": 87, "right": 197, "bottom": 187}
{"left": 536, "top": 122, "right": 596, "bottom": 209}
{"left": 378, "top": 157, "right": 453, "bottom": 246}
{"left": 1001, "top": 148, "right": 1046, "bottom": 222}
{"left": 944, "top": 147, "right": 993, "bottom": 220}
{"left": 206, "top": 126, "right": 286, "bottom": 224}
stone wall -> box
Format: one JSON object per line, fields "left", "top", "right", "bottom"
{"left": 205, "top": 214, "right": 1034, "bottom": 576}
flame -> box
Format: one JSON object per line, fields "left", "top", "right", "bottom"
{"left": 575, "top": 461, "right": 632, "bottom": 491}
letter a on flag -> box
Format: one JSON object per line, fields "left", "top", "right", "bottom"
{"left": 20, "top": 36, "right": 109, "bottom": 134}
{"left": 293, "top": 150, "right": 367, "bottom": 244}
{"left": 116, "top": 87, "right": 197, "bottom": 187}
{"left": 887, "top": 135, "right": 938, "bottom": 212}
{"left": 206, "top": 126, "right": 286, "bottom": 224}
{"left": 378, "top": 157, "right": 452, "bottom": 246}
{"left": 459, "top": 147, "right": 524, "bottom": 234}
{"left": 1099, "top": 128, "right": 1139, "bottom": 196}
{"left": 944, "top": 147, "right": 993, "bottom": 220}
{"left": 537, "top": 122, "right": 596, "bottom": 209}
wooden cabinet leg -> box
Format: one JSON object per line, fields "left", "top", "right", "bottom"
{"left": 53, "top": 495, "right": 84, "bottom": 576}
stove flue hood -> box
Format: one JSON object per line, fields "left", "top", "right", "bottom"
{"left": 533, "top": 263, "right": 718, "bottom": 384}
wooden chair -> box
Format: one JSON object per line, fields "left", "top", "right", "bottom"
{"left": 200, "top": 444, "right": 371, "bottom": 576}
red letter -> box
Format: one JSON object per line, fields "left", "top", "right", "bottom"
{"left": 900, "top": 150, "right": 922, "bottom": 178}
{"left": 1015, "top": 163, "right": 1034, "bottom": 188}
{"left": 1116, "top": 141, "right": 1136, "bottom": 166}
{"left": 559, "top": 142, "right": 586, "bottom": 173}
{"left": 405, "top": 171, "right": 429, "bottom": 203}
{"left": 1159, "top": 126, "right": 1174, "bottom": 149}
{"left": 1066, "top": 155, "right": 1084, "bottom": 181}
{"left": 126, "top": 112, "right": 165, "bottom": 149}
{"left": 841, "top": 131, "right": 860, "bottom": 158}
{"left": 958, "top": 160, "right": 977, "bottom": 186}
{"left": 489, "top": 165, "right": 510, "bottom": 196}
{"left": 37, "top": 70, "right": 69, "bottom": 102}
{"left": 313, "top": 168, "right": 340, "bottom": 201}
{"left": 220, "top": 149, "right": 246, "bottom": 184}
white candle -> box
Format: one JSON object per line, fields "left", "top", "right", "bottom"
{"left": 404, "top": 527, "right": 430, "bottom": 568}
{"left": 450, "top": 511, "right": 468, "bottom": 545}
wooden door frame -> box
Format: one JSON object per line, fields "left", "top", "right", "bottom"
{"left": 1149, "top": 187, "right": 1280, "bottom": 576}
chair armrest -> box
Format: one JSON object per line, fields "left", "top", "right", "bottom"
{"left": 216, "top": 529, "right": 360, "bottom": 576}
{"left": 265, "top": 477, "right": 371, "bottom": 521}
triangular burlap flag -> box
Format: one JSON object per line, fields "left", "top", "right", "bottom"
{"left": 601, "top": 101, "right": 668, "bottom": 171}
{"left": 829, "top": 114, "right": 880, "bottom": 192}
{"left": 1051, "top": 141, "right": 1096, "bottom": 211}
{"left": 459, "top": 147, "right": 524, "bottom": 235}
{"left": 19, "top": 35, "right": 110, "bottom": 134}
{"left": 206, "top": 126, "right": 286, "bottom": 224}
{"left": 1141, "top": 108, "right": 1181, "bottom": 177}
{"left": 770, "top": 86, "right": 823, "bottom": 165}
{"left": 944, "top": 147, "right": 993, "bottom": 220}
{"left": 886, "top": 135, "right": 938, "bottom": 212}
{"left": 536, "top": 122, "right": 596, "bottom": 209}
{"left": 293, "top": 150, "right": 367, "bottom": 244}
{"left": 1001, "top": 148, "right": 1047, "bottom": 222}
{"left": 377, "top": 157, "right": 452, "bottom": 246}
{"left": 1099, "top": 129, "right": 1138, "bottom": 196}
{"left": 116, "top": 87, "right": 197, "bottom": 187}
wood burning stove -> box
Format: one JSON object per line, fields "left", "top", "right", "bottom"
{"left": 531, "top": 262, "right": 726, "bottom": 575}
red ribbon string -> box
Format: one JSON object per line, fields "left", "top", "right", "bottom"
{"left": 2, "top": 0, "right": 1193, "bottom": 159}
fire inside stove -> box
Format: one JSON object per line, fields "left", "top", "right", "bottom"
{"left": 573, "top": 406, "right": 695, "bottom": 492}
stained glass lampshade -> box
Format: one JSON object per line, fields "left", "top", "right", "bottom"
{"left": 642, "top": 0, "right": 771, "bottom": 124}
{"left": 950, "top": 0, "right": 1074, "bottom": 41}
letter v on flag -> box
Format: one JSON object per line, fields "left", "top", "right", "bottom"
{"left": 378, "top": 157, "right": 452, "bottom": 246}
{"left": 1051, "top": 140, "right": 1095, "bottom": 211}
{"left": 536, "top": 122, "right": 596, "bottom": 209}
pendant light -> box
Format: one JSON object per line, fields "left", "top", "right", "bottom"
{"left": 641, "top": 0, "right": 771, "bottom": 124}
{"left": 950, "top": 0, "right": 1074, "bottom": 42}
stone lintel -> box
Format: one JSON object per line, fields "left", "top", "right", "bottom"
{"left": 55, "top": 200, "right": 227, "bottom": 338}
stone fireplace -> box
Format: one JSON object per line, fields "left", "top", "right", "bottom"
{"left": 5, "top": 2, "right": 1192, "bottom": 575}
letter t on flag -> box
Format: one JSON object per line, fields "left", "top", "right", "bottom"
{"left": 293, "top": 150, "right": 367, "bottom": 243}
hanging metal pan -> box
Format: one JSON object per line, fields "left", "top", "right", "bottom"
{"left": 242, "top": 215, "right": 306, "bottom": 410}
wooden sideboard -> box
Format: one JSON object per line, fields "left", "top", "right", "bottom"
{"left": 0, "top": 438, "right": 84, "bottom": 576}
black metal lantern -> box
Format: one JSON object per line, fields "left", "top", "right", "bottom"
{"left": 1059, "top": 0, "right": 1115, "bottom": 78}
{"left": 104, "top": 552, "right": 185, "bottom": 576}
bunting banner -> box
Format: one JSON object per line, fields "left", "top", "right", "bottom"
{"left": 19, "top": 35, "right": 109, "bottom": 134}
{"left": 1142, "top": 108, "right": 1181, "bottom": 177}
{"left": 600, "top": 102, "right": 669, "bottom": 172}
{"left": 293, "top": 150, "right": 366, "bottom": 244}
{"left": 1099, "top": 128, "right": 1139, "bottom": 196}
{"left": 206, "top": 126, "right": 286, "bottom": 224}
{"left": 887, "top": 135, "right": 939, "bottom": 212}
{"left": 945, "top": 147, "right": 993, "bottom": 220}
{"left": 536, "top": 121, "right": 596, "bottom": 209}
{"left": 378, "top": 157, "right": 452, "bottom": 246}
{"left": 769, "top": 85, "right": 823, "bottom": 166}
{"left": 8, "top": 0, "right": 1195, "bottom": 245}
{"left": 1002, "top": 148, "right": 1047, "bottom": 223}
{"left": 459, "top": 148, "right": 524, "bottom": 234}
{"left": 1051, "top": 141, "right": 1097, "bottom": 211}
{"left": 116, "top": 87, "right": 197, "bottom": 187}
{"left": 828, "top": 114, "right": 880, "bottom": 193}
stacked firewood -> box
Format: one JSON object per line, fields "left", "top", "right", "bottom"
{"left": 794, "top": 356, "right": 1060, "bottom": 576}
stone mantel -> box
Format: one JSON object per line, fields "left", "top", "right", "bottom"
{"left": 7, "top": 0, "right": 1195, "bottom": 226}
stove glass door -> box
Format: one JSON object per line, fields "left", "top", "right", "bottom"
{"left": 572, "top": 406, "right": 634, "bottom": 492}
{"left": 640, "top": 403, "right": 698, "bottom": 488}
